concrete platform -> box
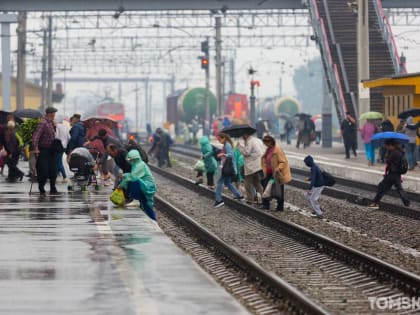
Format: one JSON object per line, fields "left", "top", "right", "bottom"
{"left": 0, "top": 177, "right": 250, "bottom": 315}
{"left": 280, "top": 141, "right": 420, "bottom": 193}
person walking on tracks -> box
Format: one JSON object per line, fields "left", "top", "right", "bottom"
{"left": 32, "top": 107, "right": 59, "bottom": 196}
{"left": 214, "top": 133, "right": 245, "bottom": 208}
{"left": 368, "top": 139, "right": 410, "bottom": 209}
{"left": 303, "top": 155, "right": 325, "bottom": 218}
{"left": 260, "top": 135, "right": 292, "bottom": 211}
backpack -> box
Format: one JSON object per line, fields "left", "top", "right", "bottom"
{"left": 322, "top": 170, "right": 336, "bottom": 186}
{"left": 398, "top": 153, "right": 408, "bottom": 175}
{"left": 212, "top": 145, "right": 222, "bottom": 161}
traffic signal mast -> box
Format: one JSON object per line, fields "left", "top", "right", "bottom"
{"left": 200, "top": 38, "right": 210, "bottom": 136}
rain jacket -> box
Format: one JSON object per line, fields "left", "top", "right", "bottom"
{"left": 261, "top": 144, "right": 292, "bottom": 185}
{"left": 236, "top": 136, "right": 265, "bottom": 176}
{"left": 120, "top": 149, "right": 157, "bottom": 211}
{"left": 199, "top": 136, "right": 218, "bottom": 173}
{"left": 303, "top": 155, "right": 325, "bottom": 189}
{"left": 234, "top": 147, "right": 244, "bottom": 182}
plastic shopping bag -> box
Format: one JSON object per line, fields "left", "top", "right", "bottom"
{"left": 110, "top": 188, "right": 126, "bottom": 207}
{"left": 193, "top": 159, "right": 205, "bottom": 172}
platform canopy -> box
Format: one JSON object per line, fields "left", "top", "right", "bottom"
{"left": 362, "top": 72, "right": 420, "bottom": 94}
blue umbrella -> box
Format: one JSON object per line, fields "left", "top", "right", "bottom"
{"left": 371, "top": 132, "right": 409, "bottom": 146}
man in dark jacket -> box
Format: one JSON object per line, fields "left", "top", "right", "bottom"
{"left": 303, "top": 155, "right": 325, "bottom": 218}
{"left": 368, "top": 139, "right": 410, "bottom": 209}
{"left": 340, "top": 112, "right": 358, "bottom": 159}
{"left": 32, "top": 107, "right": 59, "bottom": 196}
{"left": 67, "top": 114, "right": 86, "bottom": 153}
{"left": 156, "top": 128, "right": 172, "bottom": 168}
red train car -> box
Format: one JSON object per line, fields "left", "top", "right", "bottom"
{"left": 225, "top": 93, "right": 249, "bottom": 123}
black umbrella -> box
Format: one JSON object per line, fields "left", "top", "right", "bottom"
{"left": 13, "top": 108, "right": 43, "bottom": 119}
{"left": 221, "top": 124, "right": 256, "bottom": 138}
{"left": 398, "top": 108, "right": 420, "bottom": 120}
{"left": 0, "top": 111, "right": 23, "bottom": 125}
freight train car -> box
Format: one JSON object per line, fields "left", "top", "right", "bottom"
{"left": 166, "top": 87, "right": 217, "bottom": 126}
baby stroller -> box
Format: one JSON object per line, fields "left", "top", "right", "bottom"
{"left": 67, "top": 147, "right": 100, "bottom": 191}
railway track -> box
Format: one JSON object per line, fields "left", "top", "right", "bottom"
{"left": 171, "top": 144, "right": 420, "bottom": 221}
{"left": 156, "top": 196, "right": 329, "bottom": 315}
{"left": 152, "top": 166, "right": 420, "bottom": 314}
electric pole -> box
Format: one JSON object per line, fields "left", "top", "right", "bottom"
{"left": 16, "top": 12, "right": 27, "bottom": 110}
{"left": 215, "top": 15, "right": 223, "bottom": 116}
{"left": 47, "top": 15, "right": 53, "bottom": 107}
{"left": 0, "top": 13, "right": 18, "bottom": 112}
{"left": 201, "top": 38, "right": 210, "bottom": 136}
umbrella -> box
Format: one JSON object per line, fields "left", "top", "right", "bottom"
{"left": 0, "top": 111, "right": 23, "bottom": 125}
{"left": 359, "top": 111, "right": 383, "bottom": 121}
{"left": 83, "top": 116, "right": 117, "bottom": 129}
{"left": 13, "top": 108, "right": 43, "bottom": 119}
{"left": 371, "top": 132, "right": 409, "bottom": 146}
{"left": 221, "top": 124, "right": 256, "bottom": 138}
{"left": 398, "top": 108, "right": 420, "bottom": 120}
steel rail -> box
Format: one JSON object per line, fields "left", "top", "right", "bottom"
{"left": 150, "top": 163, "right": 420, "bottom": 297}
{"left": 155, "top": 195, "right": 330, "bottom": 315}
{"left": 171, "top": 144, "right": 420, "bottom": 220}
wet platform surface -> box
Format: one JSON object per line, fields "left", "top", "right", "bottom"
{"left": 0, "top": 178, "right": 250, "bottom": 315}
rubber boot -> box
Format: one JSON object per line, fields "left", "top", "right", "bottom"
{"left": 275, "top": 198, "right": 284, "bottom": 211}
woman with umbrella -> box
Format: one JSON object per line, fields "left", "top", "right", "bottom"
{"left": 214, "top": 133, "right": 245, "bottom": 208}
{"left": 368, "top": 138, "right": 410, "bottom": 209}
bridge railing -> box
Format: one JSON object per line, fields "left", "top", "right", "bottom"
{"left": 373, "top": 0, "right": 407, "bottom": 74}
{"left": 309, "top": 0, "right": 347, "bottom": 121}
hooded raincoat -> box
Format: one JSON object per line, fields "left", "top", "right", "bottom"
{"left": 199, "top": 136, "right": 218, "bottom": 174}
{"left": 120, "top": 149, "right": 157, "bottom": 220}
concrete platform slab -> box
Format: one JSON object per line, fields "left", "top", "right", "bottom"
{"left": 0, "top": 178, "right": 250, "bottom": 315}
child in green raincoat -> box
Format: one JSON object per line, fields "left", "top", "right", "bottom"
{"left": 119, "top": 149, "right": 157, "bottom": 220}
{"left": 198, "top": 136, "right": 218, "bottom": 189}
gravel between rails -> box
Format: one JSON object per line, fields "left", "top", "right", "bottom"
{"left": 154, "top": 174, "right": 416, "bottom": 314}
{"left": 159, "top": 157, "right": 420, "bottom": 276}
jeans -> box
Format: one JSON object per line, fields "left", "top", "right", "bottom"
{"left": 215, "top": 175, "right": 242, "bottom": 202}
{"left": 364, "top": 143, "right": 375, "bottom": 165}
{"left": 406, "top": 143, "right": 416, "bottom": 169}
{"left": 56, "top": 152, "right": 66, "bottom": 178}
{"left": 373, "top": 172, "right": 409, "bottom": 205}
{"left": 304, "top": 186, "right": 324, "bottom": 215}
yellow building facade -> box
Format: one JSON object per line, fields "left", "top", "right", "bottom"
{"left": 0, "top": 76, "right": 42, "bottom": 111}
{"left": 363, "top": 72, "right": 420, "bottom": 145}
{"left": 363, "top": 72, "right": 420, "bottom": 127}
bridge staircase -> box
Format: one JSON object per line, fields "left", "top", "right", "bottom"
{"left": 309, "top": 0, "right": 405, "bottom": 121}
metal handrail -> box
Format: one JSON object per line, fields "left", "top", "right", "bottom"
{"left": 373, "top": 0, "right": 406, "bottom": 74}
{"left": 309, "top": 0, "right": 347, "bottom": 120}
{"left": 322, "top": 0, "right": 336, "bottom": 44}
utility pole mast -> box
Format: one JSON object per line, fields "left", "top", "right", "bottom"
{"left": 41, "top": 29, "right": 48, "bottom": 110}
{"left": 357, "top": 0, "right": 370, "bottom": 150}
{"left": 47, "top": 15, "right": 53, "bottom": 107}
{"left": 16, "top": 12, "right": 27, "bottom": 111}
{"left": 215, "top": 15, "right": 223, "bottom": 116}
{"left": 201, "top": 38, "right": 210, "bottom": 136}
{"left": 248, "top": 67, "right": 259, "bottom": 126}
{"left": 0, "top": 13, "right": 18, "bottom": 112}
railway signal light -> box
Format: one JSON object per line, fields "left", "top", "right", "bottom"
{"left": 201, "top": 40, "right": 209, "bottom": 56}
{"left": 201, "top": 57, "right": 209, "bottom": 70}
